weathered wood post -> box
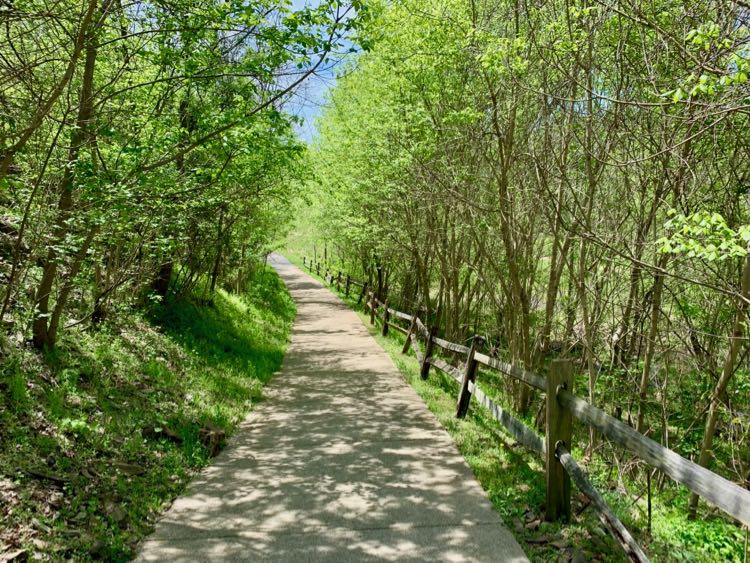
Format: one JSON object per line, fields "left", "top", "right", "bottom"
{"left": 456, "top": 335, "right": 484, "bottom": 418}
{"left": 345, "top": 274, "right": 351, "bottom": 297}
{"left": 336, "top": 271, "right": 342, "bottom": 292}
{"left": 546, "top": 359, "right": 573, "bottom": 522}
{"left": 420, "top": 321, "right": 437, "bottom": 380}
{"left": 402, "top": 308, "right": 419, "bottom": 354}
{"left": 382, "top": 299, "right": 390, "bottom": 336}
{"left": 303, "top": 256, "right": 306, "bottom": 268}
{"left": 358, "top": 282, "right": 368, "bottom": 305}
{"left": 369, "top": 290, "right": 376, "bottom": 325}
{"left": 316, "top": 262, "right": 320, "bottom": 276}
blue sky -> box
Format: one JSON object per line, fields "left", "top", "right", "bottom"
{"left": 285, "top": 0, "right": 355, "bottom": 142}
{"left": 286, "top": 68, "right": 337, "bottom": 143}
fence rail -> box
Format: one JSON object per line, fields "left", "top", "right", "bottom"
{"left": 302, "top": 256, "right": 750, "bottom": 562}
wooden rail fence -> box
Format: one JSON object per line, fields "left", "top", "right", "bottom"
{"left": 302, "top": 257, "right": 750, "bottom": 562}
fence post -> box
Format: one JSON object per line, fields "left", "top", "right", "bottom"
{"left": 358, "top": 282, "right": 368, "bottom": 305}
{"left": 402, "top": 314, "right": 416, "bottom": 354}
{"left": 345, "top": 275, "right": 351, "bottom": 297}
{"left": 546, "top": 359, "right": 573, "bottom": 522}
{"left": 369, "top": 290, "right": 376, "bottom": 325}
{"left": 336, "top": 271, "right": 342, "bottom": 292}
{"left": 303, "top": 256, "right": 306, "bottom": 268}
{"left": 316, "top": 263, "right": 320, "bottom": 276}
{"left": 420, "top": 322, "right": 437, "bottom": 380}
{"left": 382, "top": 299, "right": 390, "bottom": 336}
{"left": 456, "top": 335, "right": 484, "bottom": 418}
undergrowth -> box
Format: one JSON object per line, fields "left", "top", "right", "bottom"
{"left": 0, "top": 265, "right": 295, "bottom": 561}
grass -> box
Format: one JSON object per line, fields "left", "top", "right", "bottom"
{"left": 0, "top": 264, "right": 295, "bottom": 561}
{"left": 289, "top": 254, "right": 749, "bottom": 562}
{"left": 355, "top": 311, "right": 619, "bottom": 561}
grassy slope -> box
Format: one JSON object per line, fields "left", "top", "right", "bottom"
{"left": 0, "top": 266, "right": 295, "bottom": 561}
{"left": 289, "top": 256, "right": 747, "bottom": 563}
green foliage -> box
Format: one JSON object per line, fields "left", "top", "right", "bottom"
{"left": 658, "top": 210, "right": 749, "bottom": 261}
{"left": 0, "top": 357, "right": 29, "bottom": 413}
{"left": 665, "top": 21, "right": 750, "bottom": 102}
{"left": 0, "top": 0, "right": 366, "bottom": 349}
{"left": 649, "top": 491, "right": 747, "bottom": 562}
{"left": 289, "top": 6, "right": 750, "bottom": 557}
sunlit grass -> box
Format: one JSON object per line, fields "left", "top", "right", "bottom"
{"left": 0, "top": 265, "right": 295, "bottom": 560}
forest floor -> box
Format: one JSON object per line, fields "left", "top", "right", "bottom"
{"left": 0, "top": 266, "right": 295, "bottom": 561}
{"left": 284, "top": 253, "right": 748, "bottom": 563}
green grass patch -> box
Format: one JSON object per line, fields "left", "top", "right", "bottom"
{"left": 0, "top": 264, "right": 295, "bottom": 561}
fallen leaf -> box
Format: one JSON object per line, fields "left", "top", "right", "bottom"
{"left": 89, "top": 540, "right": 106, "bottom": 557}
{"left": 526, "top": 534, "right": 554, "bottom": 544}
{"left": 103, "top": 501, "right": 127, "bottom": 524}
{"left": 31, "top": 518, "right": 51, "bottom": 533}
{"left": 112, "top": 462, "right": 145, "bottom": 476}
{"left": 25, "top": 470, "right": 65, "bottom": 486}
{"left": 525, "top": 519, "right": 541, "bottom": 531}
{"left": 0, "top": 549, "right": 26, "bottom": 562}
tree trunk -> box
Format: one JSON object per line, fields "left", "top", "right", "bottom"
{"left": 0, "top": 0, "right": 99, "bottom": 179}
{"left": 688, "top": 248, "right": 750, "bottom": 518}
{"left": 210, "top": 208, "right": 225, "bottom": 294}
{"left": 32, "top": 24, "right": 100, "bottom": 349}
{"left": 636, "top": 253, "right": 669, "bottom": 434}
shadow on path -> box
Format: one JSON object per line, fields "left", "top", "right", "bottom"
{"left": 137, "top": 254, "right": 528, "bottom": 562}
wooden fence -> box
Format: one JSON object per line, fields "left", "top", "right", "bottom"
{"left": 301, "top": 257, "right": 750, "bottom": 562}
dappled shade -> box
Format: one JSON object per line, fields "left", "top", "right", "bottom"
{"left": 137, "top": 255, "right": 527, "bottom": 561}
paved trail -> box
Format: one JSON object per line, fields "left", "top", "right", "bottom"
{"left": 137, "top": 255, "right": 527, "bottom": 562}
